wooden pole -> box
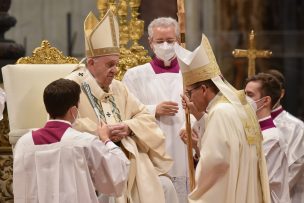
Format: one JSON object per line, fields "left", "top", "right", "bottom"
{"left": 177, "top": 0, "right": 196, "bottom": 192}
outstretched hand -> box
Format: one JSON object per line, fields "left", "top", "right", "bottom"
{"left": 155, "top": 101, "right": 179, "bottom": 118}
{"left": 97, "top": 121, "right": 110, "bottom": 142}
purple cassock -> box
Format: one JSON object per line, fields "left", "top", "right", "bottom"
{"left": 150, "top": 57, "right": 179, "bottom": 74}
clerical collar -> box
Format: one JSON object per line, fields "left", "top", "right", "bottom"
{"left": 259, "top": 116, "right": 276, "bottom": 131}
{"left": 150, "top": 56, "right": 179, "bottom": 74}
{"left": 32, "top": 120, "right": 71, "bottom": 145}
{"left": 271, "top": 105, "right": 284, "bottom": 119}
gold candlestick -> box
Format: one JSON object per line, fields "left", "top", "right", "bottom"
{"left": 118, "top": 0, "right": 129, "bottom": 49}
{"left": 108, "top": 0, "right": 117, "bottom": 14}
{"left": 116, "top": 0, "right": 138, "bottom": 80}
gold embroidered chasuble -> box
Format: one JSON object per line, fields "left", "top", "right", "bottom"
{"left": 66, "top": 67, "right": 173, "bottom": 203}
{"left": 190, "top": 94, "right": 270, "bottom": 203}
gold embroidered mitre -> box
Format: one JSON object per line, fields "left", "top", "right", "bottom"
{"left": 84, "top": 10, "right": 119, "bottom": 58}
{"left": 174, "top": 34, "right": 221, "bottom": 86}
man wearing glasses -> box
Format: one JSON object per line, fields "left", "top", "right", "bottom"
{"left": 123, "top": 17, "right": 187, "bottom": 203}
{"left": 176, "top": 34, "right": 271, "bottom": 203}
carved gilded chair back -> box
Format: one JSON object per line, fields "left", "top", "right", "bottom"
{"left": 2, "top": 40, "right": 79, "bottom": 148}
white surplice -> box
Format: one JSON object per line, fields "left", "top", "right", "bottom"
{"left": 13, "top": 127, "right": 130, "bottom": 203}
{"left": 189, "top": 93, "right": 270, "bottom": 203}
{"left": 272, "top": 107, "right": 304, "bottom": 203}
{"left": 123, "top": 63, "right": 188, "bottom": 202}
{"left": 67, "top": 67, "right": 175, "bottom": 203}
{"left": 261, "top": 121, "right": 290, "bottom": 203}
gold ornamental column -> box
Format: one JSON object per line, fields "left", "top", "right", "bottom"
{"left": 116, "top": 0, "right": 138, "bottom": 80}
{"left": 129, "top": 0, "right": 151, "bottom": 65}
{"left": 97, "top": 0, "right": 108, "bottom": 19}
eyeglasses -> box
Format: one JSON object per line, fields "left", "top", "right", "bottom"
{"left": 186, "top": 85, "right": 202, "bottom": 98}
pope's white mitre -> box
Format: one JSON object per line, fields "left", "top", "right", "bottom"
{"left": 174, "top": 34, "right": 221, "bottom": 86}
{"left": 84, "top": 10, "right": 119, "bottom": 57}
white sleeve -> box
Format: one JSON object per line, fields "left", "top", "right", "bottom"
{"left": 146, "top": 104, "right": 157, "bottom": 116}
{"left": 287, "top": 125, "right": 304, "bottom": 189}
{"left": 86, "top": 139, "right": 130, "bottom": 196}
{"left": 263, "top": 140, "right": 290, "bottom": 203}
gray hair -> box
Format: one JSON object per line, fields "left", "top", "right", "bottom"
{"left": 148, "top": 17, "right": 180, "bottom": 39}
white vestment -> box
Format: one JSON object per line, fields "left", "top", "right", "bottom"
{"left": 122, "top": 63, "right": 188, "bottom": 202}
{"left": 272, "top": 107, "right": 304, "bottom": 203}
{"left": 67, "top": 67, "right": 176, "bottom": 203}
{"left": 13, "top": 126, "right": 130, "bottom": 203}
{"left": 260, "top": 119, "right": 290, "bottom": 203}
{"left": 189, "top": 93, "right": 270, "bottom": 203}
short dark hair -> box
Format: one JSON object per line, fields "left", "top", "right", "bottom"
{"left": 43, "top": 79, "right": 81, "bottom": 119}
{"left": 192, "top": 79, "right": 219, "bottom": 94}
{"left": 246, "top": 73, "right": 281, "bottom": 108}
{"left": 267, "top": 69, "right": 285, "bottom": 89}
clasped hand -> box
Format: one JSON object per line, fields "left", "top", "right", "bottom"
{"left": 108, "top": 123, "right": 131, "bottom": 142}
{"left": 179, "top": 128, "right": 200, "bottom": 155}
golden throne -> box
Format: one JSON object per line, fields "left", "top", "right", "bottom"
{"left": 2, "top": 40, "right": 80, "bottom": 149}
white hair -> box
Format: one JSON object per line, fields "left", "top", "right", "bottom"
{"left": 148, "top": 17, "right": 180, "bottom": 39}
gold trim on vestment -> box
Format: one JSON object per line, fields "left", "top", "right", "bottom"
{"left": 84, "top": 12, "right": 99, "bottom": 57}
{"left": 86, "top": 10, "right": 119, "bottom": 57}
{"left": 236, "top": 91, "right": 263, "bottom": 145}
{"left": 182, "top": 36, "right": 221, "bottom": 86}
{"left": 109, "top": 13, "right": 118, "bottom": 47}
{"left": 183, "top": 65, "right": 221, "bottom": 86}
{"left": 86, "top": 47, "right": 120, "bottom": 57}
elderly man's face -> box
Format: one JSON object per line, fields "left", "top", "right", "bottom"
{"left": 87, "top": 55, "right": 119, "bottom": 89}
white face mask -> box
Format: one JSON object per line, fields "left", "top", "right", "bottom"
{"left": 247, "top": 96, "right": 266, "bottom": 112}
{"left": 153, "top": 42, "right": 176, "bottom": 63}
{"left": 246, "top": 96, "right": 257, "bottom": 111}
{"left": 254, "top": 97, "right": 266, "bottom": 112}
